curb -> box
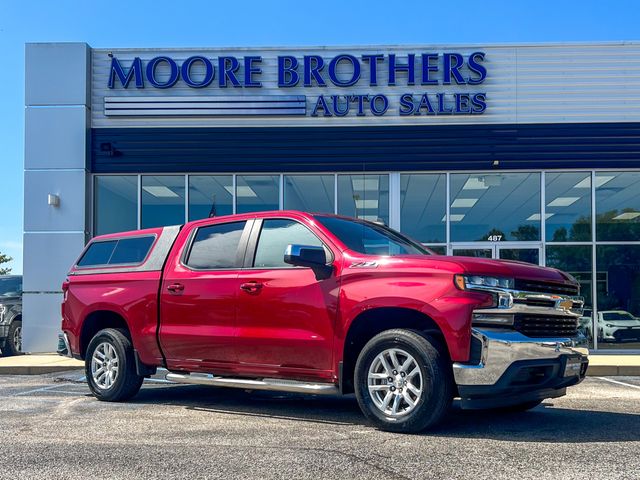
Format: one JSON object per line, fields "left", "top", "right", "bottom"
{"left": 586, "top": 365, "right": 640, "bottom": 377}
{"left": 0, "top": 364, "right": 84, "bottom": 375}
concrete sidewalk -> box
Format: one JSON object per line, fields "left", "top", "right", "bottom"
{"left": 0, "top": 353, "right": 639, "bottom": 376}
{"left": 0, "top": 354, "right": 84, "bottom": 375}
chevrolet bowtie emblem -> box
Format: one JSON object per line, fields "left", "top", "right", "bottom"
{"left": 558, "top": 299, "right": 573, "bottom": 310}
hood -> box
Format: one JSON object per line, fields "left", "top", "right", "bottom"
{"left": 0, "top": 295, "right": 22, "bottom": 304}
{"left": 394, "top": 254, "right": 575, "bottom": 284}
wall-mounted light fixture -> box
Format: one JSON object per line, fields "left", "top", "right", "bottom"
{"left": 48, "top": 194, "right": 59, "bottom": 207}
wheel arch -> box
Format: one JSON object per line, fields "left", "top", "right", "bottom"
{"left": 80, "top": 310, "right": 131, "bottom": 360}
{"left": 341, "top": 306, "right": 448, "bottom": 394}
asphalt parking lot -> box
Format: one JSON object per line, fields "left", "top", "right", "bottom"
{"left": 0, "top": 371, "right": 639, "bottom": 480}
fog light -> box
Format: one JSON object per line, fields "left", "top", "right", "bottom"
{"left": 472, "top": 313, "right": 514, "bottom": 325}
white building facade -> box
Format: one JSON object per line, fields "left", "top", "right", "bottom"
{"left": 24, "top": 42, "right": 640, "bottom": 353}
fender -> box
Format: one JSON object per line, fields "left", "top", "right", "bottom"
{"left": 336, "top": 289, "right": 490, "bottom": 367}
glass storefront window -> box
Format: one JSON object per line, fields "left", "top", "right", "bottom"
{"left": 427, "top": 246, "right": 446, "bottom": 255}
{"left": 596, "top": 245, "right": 640, "bottom": 350}
{"left": 546, "top": 245, "right": 594, "bottom": 348}
{"left": 400, "top": 174, "right": 445, "bottom": 243}
{"left": 236, "top": 175, "right": 279, "bottom": 214}
{"left": 596, "top": 171, "right": 640, "bottom": 241}
{"left": 284, "top": 175, "right": 335, "bottom": 214}
{"left": 95, "top": 176, "right": 138, "bottom": 236}
{"left": 189, "top": 176, "right": 233, "bottom": 221}
{"left": 338, "top": 174, "right": 389, "bottom": 224}
{"left": 450, "top": 173, "right": 540, "bottom": 242}
{"left": 545, "top": 172, "right": 591, "bottom": 242}
{"left": 141, "top": 176, "right": 186, "bottom": 229}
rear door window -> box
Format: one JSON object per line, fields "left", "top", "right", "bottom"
{"left": 185, "top": 221, "right": 247, "bottom": 270}
{"left": 77, "top": 236, "right": 156, "bottom": 268}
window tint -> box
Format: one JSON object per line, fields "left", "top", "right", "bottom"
{"left": 254, "top": 220, "right": 322, "bottom": 268}
{"left": 109, "top": 237, "right": 156, "bottom": 265}
{"left": 77, "top": 236, "right": 156, "bottom": 268}
{"left": 77, "top": 241, "right": 117, "bottom": 267}
{"left": 314, "top": 216, "right": 431, "bottom": 256}
{"left": 0, "top": 277, "right": 22, "bottom": 297}
{"left": 186, "top": 221, "right": 247, "bottom": 269}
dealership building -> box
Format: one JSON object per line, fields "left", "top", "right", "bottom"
{"left": 23, "top": 41, "right": 640, "bottom": 353}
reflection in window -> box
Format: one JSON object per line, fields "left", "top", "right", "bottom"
{"left": 141, "top": 176, "right": 185, "bottom": 229}
{"left": 338, "top": 175, "right": 389, "bottom": 224}
{"left": 596, "top": 245, "right": 640, "bottom": 350}
{"left": 254, "top": 220, "right": 322, "bottom": 268}
{"left": 545, "top": 172, "right": 591, "bottom": 242}
{"left": 452, "top": 249, "right": 493, "bottom": 259}
{"left": 450, "top": 173, "right": 540, "bottom": 242}
{"left": 546, "top": 245, "right": 594, "bottom": 348}
{"left": 400, "top": 174, "right": 445, "bottom": 243}
{"left": 95, "top": 176, "right": 138, "bottom": 236}
{"left": 189, "top": 176, "right": 233, "bottom": 221}
{"left": 236, "top": 175, "right": 279, "bottom": 214}
{"left": 315, "top": 215, "right": 430, "bottom": 256}
{"left": 499, "top": 248, "right": 539, "bottom": 265}
{"left": 427, "top": 246, "right": 446, "bottom": 255}
{"left": 284, "top": 175, "right": 335, "bottom": 214}
{"left": 596, "top": 172, "right": 640, "bottom": 241}
{"left": 186, "top": 221, "right": 246, "bottom": 270}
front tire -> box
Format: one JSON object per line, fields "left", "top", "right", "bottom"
{"left": 354, "top": 329, "right": 454, "bottom": 434}
{"left": 85, "top": 328, "right": 143, "bottom": 402}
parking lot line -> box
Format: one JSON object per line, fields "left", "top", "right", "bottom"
{"left": 9, "top": 384, "right": 75, "bottom": 397}
{"left": 597, "top": 377, "right": 640, "bottom": 390}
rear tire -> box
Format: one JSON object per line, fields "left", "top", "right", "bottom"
{"left": 85, "top": 328, "right": 143, "bottom": 402}
{"left": 354, "top": 329, "right": 454, "bottom": 434}
{"left": 2, "top": 320, "right": 23, "bottom": 356}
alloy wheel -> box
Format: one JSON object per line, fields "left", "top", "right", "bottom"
{"left": 367, "top": 348, "right": 424, "bottom": 417}
{"left": 91, "top": 342, "right": 120, "bottom": 390}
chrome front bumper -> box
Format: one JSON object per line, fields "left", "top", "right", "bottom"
{"left": 453, "top": 327, "right": 589, "bottom": 386}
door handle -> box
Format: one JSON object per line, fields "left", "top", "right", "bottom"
{"left": 240, "top": 282, "right": 263, "bottom": 293}
{"left": 167, "top": 283, "right": 185, "bottom": 293}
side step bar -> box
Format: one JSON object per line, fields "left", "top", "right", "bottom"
{"left": 165, "top": 373, "right": 340, "bottom": 395}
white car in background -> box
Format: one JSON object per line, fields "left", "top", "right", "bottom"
{"left": 596, "top": 310, "right": 640, "bottom": 343}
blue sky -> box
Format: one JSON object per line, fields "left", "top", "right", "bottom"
{"left": 1, "top": 0, "right": 639, "bottom": 274}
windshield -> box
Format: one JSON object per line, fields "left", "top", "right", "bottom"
{"left": 0, "top": 278, "right": 22, "bottom": 297}
{"left": 602, "top": 312, "right": 636, "bottom": 321}
{"left": 314, "top": 215, "right": 432, "bottom": 256}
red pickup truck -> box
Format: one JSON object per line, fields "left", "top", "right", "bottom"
{"left": 58, "top": 211, "right": 588, "bottom": 433}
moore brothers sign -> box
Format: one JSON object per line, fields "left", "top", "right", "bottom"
{"left": 106, "top": 52, "right": 487, "bottom": 117}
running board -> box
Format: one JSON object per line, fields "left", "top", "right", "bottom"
{"left": 165, "top": 372, "right": 340, "bottom": 395}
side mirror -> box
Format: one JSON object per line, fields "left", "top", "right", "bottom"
{"left": 284, "top": 244, "right": 333, "bottom": 281}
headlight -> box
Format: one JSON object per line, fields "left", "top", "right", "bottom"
{"left": 455, "top": 275, "right": 515, "bottom": 290}
{"left": 0, "top": 305, "right": 6, "bottom": 324}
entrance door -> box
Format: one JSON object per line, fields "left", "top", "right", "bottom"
{"left": 450, "top": 243, "right": 542, "bottom": 266}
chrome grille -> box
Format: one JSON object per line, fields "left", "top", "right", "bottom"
{"left": 514, "top": 314, "right": 579, "bottom": 338}
{"left": 514, "top": 279, "right": 579, "bottom": 296}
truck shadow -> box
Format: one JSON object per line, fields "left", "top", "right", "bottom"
{"left": 131, "top": 383, "right": 640, "bottom": 442}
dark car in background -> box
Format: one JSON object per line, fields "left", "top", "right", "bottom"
{"left": 0, "top": 275, "right": 23, "bottom": 356}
